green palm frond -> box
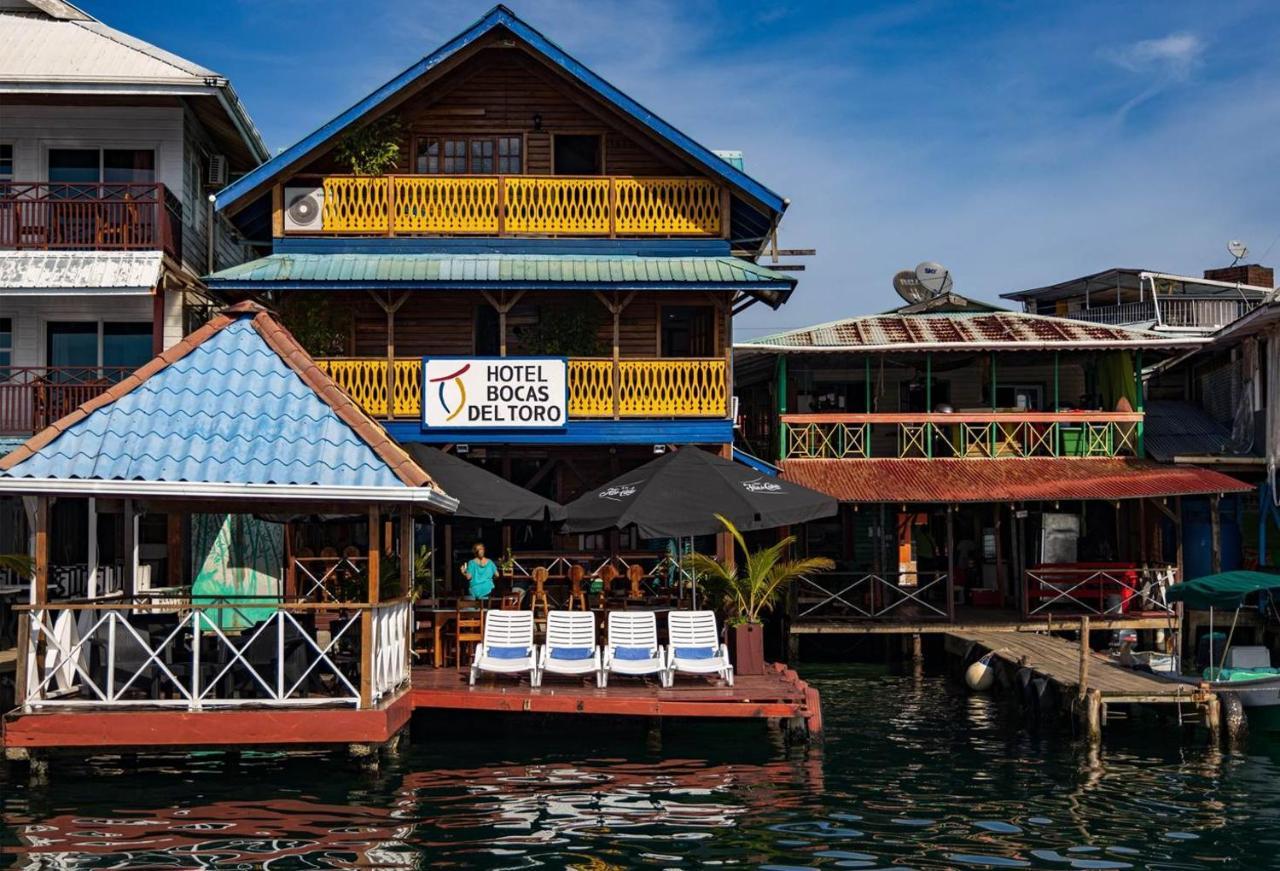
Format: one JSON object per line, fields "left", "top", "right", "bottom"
{"left": 680, "top": 516, "right": 833, "bottom": 625}
{"left": 0, "top": 554, "right": 34, "bottom": 579}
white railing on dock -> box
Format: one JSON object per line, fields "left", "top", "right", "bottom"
{"left": 1023, "top": 566, "right": 1176, "bottom": 618}
{"left": 796, "top": 571, "right": 951, "bottom": 621}
{"left": 371, "top": 600, "right": 411, "bottom": 701}
{"left": 17, "top": 598, "right": 413, "bottom": 711}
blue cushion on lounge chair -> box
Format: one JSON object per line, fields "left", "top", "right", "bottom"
{"left": 675, "top": 646, "right": 717, "bottom": 660}
{"left": 486, "top": 645, "right": 529, "bottom": 659}
{"left": 613, "top": 646, "right": 652, "bottom": 661}
{"left": 550, "top": 646, "right": 593, "bottom": 661}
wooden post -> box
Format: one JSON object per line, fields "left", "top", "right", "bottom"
{"left": 399, "top": 507, "right": 413, "bottom": 598}
{"left": 945, "top": 504, "right": 956, "bottom": 622}
{"left": 386, "top": 294, "right": 397, "bottom": 420}
{"left": 166, "top": 512, "right": 183, "bottom": 587}
{"left": 271, "top": 184, "right": 284, "bottom": 238}
{"left": 1078, "top": 615, "right": 1090, "bottom": 700}
{"left": 994, "top": 504, "right": 1004, "bottom": 604}
{"left": 1174, "top": 496, "right": 1184, "bottom": 580}
{"left": 723, "top": 294, "right": 733, "bottom": 421}
{"left": 33, "top": 496, "right": 49, "bottom": 606}
{"left": 86, "top": 497, "right": 98, "bottom": 599}
{"left": 122, "top": 499, "right": 136, "bottom": 598}
{"left": 151, "top": 285, "right": 166, "bottom": 356}
{"left": 776, "top": 354, "right": 788, "bottom": 462}
{"left": 386, "top": 175, "right": 397, "bottom": 238}
{"left": 719, "top": 185, "right": 731, "bottom": 239}
{"left": 1210, "top": 494, "right": 1222, "bottom": 574}
{"left": 1085, "top": 687, "right": 1102, "bottom": 743}
{"left": 284, "top": 521, "right": 298, "bottom": 599}
{"left": 611, "top": 295, "right": 621, "bottom": 419}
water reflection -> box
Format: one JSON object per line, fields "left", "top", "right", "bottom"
{"left": 3, "top": 667, "right": 1278, "bottom": 868}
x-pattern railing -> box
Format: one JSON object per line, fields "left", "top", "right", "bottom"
{"left": 797, "top": 571, "right": 950, "bottom": 620}
{"left": 1024, "top": 567, "right": 1175, "bottom": 618}
{"left": 18, "top": 601, "right": 398, "bottom": 710}
{"left": 292, "top": 556, "right": 367, "bottom": 603}
{"left": 785, "top": 421, "right": 868, "bottom": 459}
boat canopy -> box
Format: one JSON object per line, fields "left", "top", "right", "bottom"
{"left": 1166, "top": 571, "right": 1280, "bottom": 610}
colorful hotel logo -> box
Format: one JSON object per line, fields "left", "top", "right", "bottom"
{"left": 422, "top": 357, "right": 568, "bottom": 430}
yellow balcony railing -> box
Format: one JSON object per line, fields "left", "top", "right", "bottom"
{"left": 312, "top": 175, "right": 724, "bottom": 237}
{"left": 315, "top": 357, "right": 728, "bottom": 420}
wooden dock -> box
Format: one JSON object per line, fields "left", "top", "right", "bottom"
{"left": 944, "top": 625, "right": 1220, "bottom": 742}
{"left": 2, "top": 662, "right": 821, "bottom": 755}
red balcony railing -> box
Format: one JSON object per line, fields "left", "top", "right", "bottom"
{"left": 0, "top": 366, "right": 132, "bottom": 435}
{"left": 0, "top": 182, "right": 182, "bottom": 259}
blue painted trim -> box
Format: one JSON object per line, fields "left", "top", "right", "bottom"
{"left": 732, "top": 448, "right": 780, "bottom": 477}
{"left": 215, "top": 5, "right": 786, "bottom": 216}
{"left": 205, "top": 280, "right": 791, "bottom": 293}
{"left": 273, "top": 236, "right": 734, "bottom": 257}
{"left": 385, "top": 418, "right": 732, "bottom": 445}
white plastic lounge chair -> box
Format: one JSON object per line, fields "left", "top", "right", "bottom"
{"left": 666, "top": 610, "right": 733, "bottom": 687}
{"left": 602, "top": 611, "right": 667, "bottom": 687}
{"left": 470, "top": 611, "right": 539, "bottom": 687}
{"left": 538, "top": 610, "right": 603, "bottom": 687}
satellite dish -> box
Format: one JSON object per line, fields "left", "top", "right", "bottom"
{"left": 1228, "top": 240, "right": 1248, "bottom": 264}
{"left": 893, "top": 270, "right": 929, "bottom": 305}
{"left": 914, "top": 261, "right": 954, "bottom": 297}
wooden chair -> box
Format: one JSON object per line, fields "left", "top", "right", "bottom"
{"left": 627, "top": 564, "right": 646, "bottom": 600}
{"left": 95, "top": 193, "right": 139, "bottom": 247}
{"left": 411, "top": 605, "right": 434, "bottom": 662}
{"left": 453, "top": 605, "right": 485, "bottom": 670}
{"left": 567, "top": 565, "right": 588, "bottom": 611}
{"left": 529, "top": 566, "right": 551, "bottom": 621}
{"left": 499, "top": 594, "right": 522, "bottom": 610}
{"left": 596, "top": 565, "right": 618, "bottom": 610}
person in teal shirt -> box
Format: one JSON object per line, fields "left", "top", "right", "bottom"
{"left": 461, "top": 542, "right": 497, "bottom": 600}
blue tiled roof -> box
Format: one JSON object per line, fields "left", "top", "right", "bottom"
{"left": 2, "top": 317, "right": 406, "bottom": 488}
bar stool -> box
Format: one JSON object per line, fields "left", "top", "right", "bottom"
{"left": 596, "top": 564, "right": 618, "bottom": 610}
{"left": 627, "top": 564, "right": 646, "bottom": 600}
{"left": 530, "top": 566, "right": 551, "bottom": 620}
{"left": 567, "top": 565, "right": 588, "bottom": 611}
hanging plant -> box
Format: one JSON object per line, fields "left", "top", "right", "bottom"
{"left": 515, "top": 304, "right": 604, "bottom": 357}
{"left": 334, "top": 115, "right": 403, "bottom": 176}
{"left": 275, "top": 294, "right": 351, "bottom": 357}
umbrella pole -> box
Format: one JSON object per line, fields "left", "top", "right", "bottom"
{"left": 1218, "top": 606, "right": 1241, "bottom": 675}
{"left": 1208, "top": 606, "right": 1213, "bottom": 677}
{"left": 690, "top": 537, "right": 697, "bottom": 610}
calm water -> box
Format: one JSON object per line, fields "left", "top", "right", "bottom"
{"left": 4, "top": 665, "right": 1280, "bottom": 869}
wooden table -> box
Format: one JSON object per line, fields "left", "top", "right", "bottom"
{"left": 421, "top": 606, "right": 483, "bottom": 669}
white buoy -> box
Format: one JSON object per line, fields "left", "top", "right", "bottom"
{"left": 965, "top": 657, "right": 995, "bottom": 691}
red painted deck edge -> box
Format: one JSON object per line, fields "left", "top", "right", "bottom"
{"left": 2, "top": 691, "right": 413, "bottom": 750}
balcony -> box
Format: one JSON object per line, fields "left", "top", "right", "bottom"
{"left": 315, "top": 357, "right": 728, "bottom": 420}
{"left": 0, "top": 366, "right": 132, "bottom": 436}
{"left": 0, "top": 182, "right": 182, "bottom": 259}
{"left": 304, "top": 175, "right": 726, "bottom": 238}
{"left": 780, "top": 411, "right": 1143, "bottom": 460}
{"left": 1064, "top": 298, "right": 1258, "bottom": 331}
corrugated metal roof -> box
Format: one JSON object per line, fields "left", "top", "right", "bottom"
{"left": 1143, "top": 400, "right": 1253, "bottom": 462}
{"left": 742, "top": 311, "right": 1200, "bottom": 352}
{"left": 1, "top": 317, "right": 411, "bottom": 488}
{"left": 0, "top": 250, "right": 162, "bottom": 293}
{"left": 0, "top": 10, "right": 217, "bottom": 85}
{"left": 205, "top": 253, "right": 794, "bottom": 288}
{"left": 779, "top": 458, "right": 1252, "bottom": 503}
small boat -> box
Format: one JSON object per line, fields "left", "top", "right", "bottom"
{"left": 1166, "top": 571, "right": 1280, "bottom": 727}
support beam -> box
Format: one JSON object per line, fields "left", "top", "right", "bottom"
{"left": 86, "top": 497, "right": 98, "bottom": 599}
{"left": 167, "top": 511, "right": 183, "bottom": 587}
{"left": 33, "top": 496, "right": 49, "bottom": 606}
{"left": 122, "top": 499, "right": 136, "bottom": 598}
{"left": 361, "top": 504, "right": 382, "bottom": 709}
{"left": 1210, "top": 494, "right": 1222, "bottom": 575}
{"left": 399, "top": 507, "right": 413, "bottom": 598}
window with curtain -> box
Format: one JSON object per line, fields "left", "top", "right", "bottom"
{"left": 0, "top": 144, "right": 12, "bottom": 180}
{"left": 0, "top": 317, "right": 11, "bottom": 379}
{"left": 415, "top": 135, "right": 522, "bottom": 174}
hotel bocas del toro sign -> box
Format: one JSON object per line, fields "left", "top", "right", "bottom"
{"left": 422, "top": 357, "right": 567, "bottom": 429}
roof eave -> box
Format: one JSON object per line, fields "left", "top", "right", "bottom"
{"left": 0, "top": 477, "right": 459, "bottom": 509}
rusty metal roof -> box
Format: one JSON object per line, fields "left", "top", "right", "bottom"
{"left": 0, "top": 251, "right": 162, "bottom": 294}
{"left": 779, "top": 458, "right": 1252, "bottom": 503}
{"left": 741, "top": 311, "right": 1201, "bottom": 352}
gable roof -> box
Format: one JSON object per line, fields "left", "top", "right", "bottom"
{"left": 0, "top": 302, "right": 455, "bottom": 508}
{"left": 0, "top": 1, "right": 268, "bottom": 163}
{"left": 738, "top": 309, "right": 1204, "bottom": 353}
{"left": 214, "top": 4, "right": 785, "bottom": 217}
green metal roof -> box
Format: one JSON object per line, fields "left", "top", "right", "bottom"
{"left": 205, "top": 253, "right": 795, "bottom": 290}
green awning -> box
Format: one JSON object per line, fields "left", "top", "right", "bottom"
{"left": 204, "top": 253, "right": 795, "bottom": 294}
{"left": 1166, "top": 571, "right": 1280, "bottom": 610}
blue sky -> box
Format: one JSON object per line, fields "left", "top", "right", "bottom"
{"left": 84, "top": 0, "right": 1280, "bottom": 335}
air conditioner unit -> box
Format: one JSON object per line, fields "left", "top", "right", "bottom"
{"left": 207, "top": 154, "right": 229, "bottom": 187}
{"left": 284, "top": 186, "right": 324, "bottom": 232}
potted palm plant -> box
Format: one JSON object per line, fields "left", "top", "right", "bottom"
{"left": 683, "top": 514, "right": 833, "bottom": 675}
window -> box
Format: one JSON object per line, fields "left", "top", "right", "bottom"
{"left": 48, "top": 148, "right": 155, "bottom": 190}
{"left": 474, "top": 305, "right": 500, "bottom": 356}
{"left": 0, "top": 317, "right": 11, "bottom": 379}
{"left": 47, "top": 321, "right": 151, "bottom": 379}
{"left": 553, "top": 135, "right": 601, "bottom": 175}
{"left": 415, "top": 136, "right": 522, "bottom": 174}
{"left": 661, "top": 306, "right": 715, "bottom": 357}
{"left": 994, "top": 384, "right": 1043, "bottom": 411}
{"left": 899, "top": 379, "right": 951, "bottom": 413}
{"left": 0, "top": 144, "right": 12, "bottom": 181}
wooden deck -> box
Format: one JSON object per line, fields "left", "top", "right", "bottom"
{"left": 410, "top": 663, "right": 822, "bottom": 735}
{"left": 2, "top": 662, "right": 821, "bottom": 754}
{"left": 946, "top": 629, "right": 1199, "bottom": 704}
{"left": 794, "top": 608, "right": 1174, "bottom": 635}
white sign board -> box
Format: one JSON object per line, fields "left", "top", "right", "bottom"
{"left": 422, "top": 357, "right": 567, "bottom": 429}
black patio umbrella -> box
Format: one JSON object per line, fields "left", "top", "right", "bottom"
{"left": 560, "top": 446, "right": 837, "bottom": 538}
{"left": 405, "top": 445, "right": 565, "bottom": 522}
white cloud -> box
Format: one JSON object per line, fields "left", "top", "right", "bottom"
{"left": 1107, "top": 33, "right": 1204, "bottom": 79}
